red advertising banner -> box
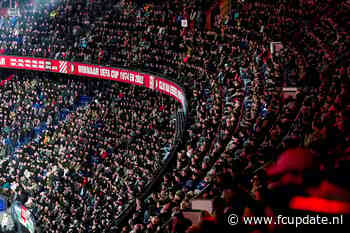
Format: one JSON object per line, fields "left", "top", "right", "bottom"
{"left": 0, "top": 56, "right": 186, "bottom": 110}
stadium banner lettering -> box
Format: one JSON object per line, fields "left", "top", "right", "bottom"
{"left": 0, "top": 56, "right": 186, "bottom": 111}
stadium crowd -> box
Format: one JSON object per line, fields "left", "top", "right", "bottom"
{"left": 0, "top": 70, "right": 178, "bottom": 232}
{"left": 0, "top": 0, "right": 349, "bottom": 232}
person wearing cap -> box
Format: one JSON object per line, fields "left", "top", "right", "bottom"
{"left": 266, "top": 148, "right": 320, "bottom": 190}
{"left": 265, "top": 147, "right": 350, "bottom": 232}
